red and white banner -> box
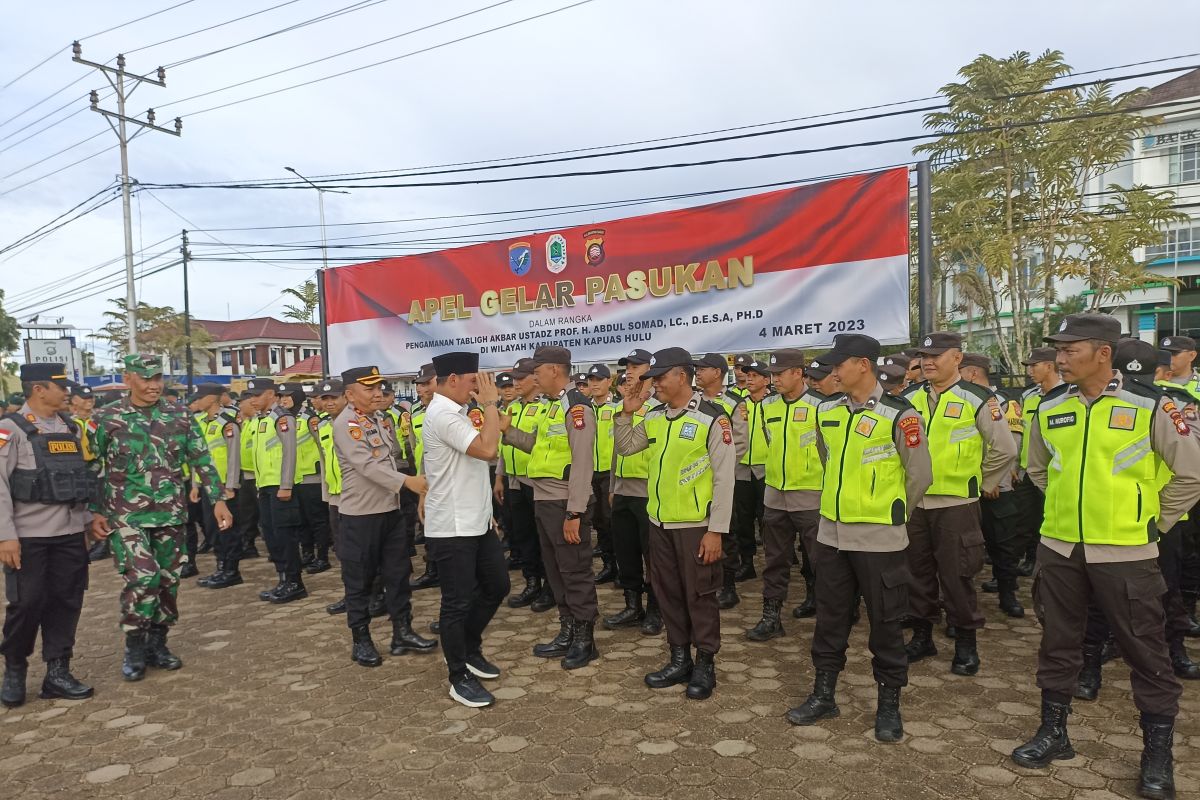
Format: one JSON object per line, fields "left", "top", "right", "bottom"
{"left": 324, "top": 167, "right": 911, "bottom": 373}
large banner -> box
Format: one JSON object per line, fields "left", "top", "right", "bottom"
{"left": 324, "top": 167, "right": 911, "bottom": 373}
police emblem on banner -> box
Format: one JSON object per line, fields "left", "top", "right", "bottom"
{"left": 583, "top": 228, "right": 606, "bottom": 267}
{"left": 508, "top": 241, "right": 532, "bottom": 276}
{"left": 545, "top": 234, "right": 567, "bottom": 274}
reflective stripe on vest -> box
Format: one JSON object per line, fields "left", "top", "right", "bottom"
{"left": 904, "top": 383, "right": 984, "bottom": 498}
{"left": 594, "top": 402, "right": 617, "bottom": 472}
{"left": 317, "top": 418, "right": 342, "bottom": 495}
{"left": 817, "top": 400, "right": 906, "bottom": 525}
{"left": 739, "top": 397, "right": 768, "bottom": 466}
{"left": 411, "top": 409, "right": 426, "bottom": 474}
{"left": 762, "top": 393, "right": 823, "bottom": 492}
{"left": 295, "top": 412, "right": 321, "bottom": 478}
{"left": 503, "top": 399, "right": 543, "bottom": 478}
{"left": 1019, "top": 390, "right": 1042, "bottom": 470}
{"left": 528, "top": 395, "right": 573, "bottom": 480}
{"left": 1038, "top": 389, "right": 1160, "bottom": 545}
{"left": 203, "top": 416, "right": 229, "bottom": 484}
{"left": 643, "top": 405, "right": 716, "bottom": 524}
{"left": 240, "top": 416, "right": 256, "bottom": 474}
{"left": 253, "top": 410, "right": 298, "bottom": 486}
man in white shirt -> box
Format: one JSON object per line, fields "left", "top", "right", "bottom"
{"left": 423, "top": 352, "right": 509, "bottom": 708}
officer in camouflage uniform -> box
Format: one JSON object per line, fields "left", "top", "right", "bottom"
{"left": 88, "top": 355, "right": 233, "bottom": 682}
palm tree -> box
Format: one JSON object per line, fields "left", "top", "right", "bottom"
{"left": 281, "top": 280, "right": 319, "bottom": 331}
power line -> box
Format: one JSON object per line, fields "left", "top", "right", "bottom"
{"left": 11, "top": 259, "right": 184, "bottom": 318}
{"left": 0, "top": 144, "right": 118, "bottom": 199}
{"left": 125, "top": 0, "right": 311, "bottom": 56}
{"left": 4, "top": 235, "right": 177, "bottom": 304}
{"left": 0, "top": 183, "right": 119, "bottom": 256}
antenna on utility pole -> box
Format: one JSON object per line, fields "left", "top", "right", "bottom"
{"left": 73, "top": 41, "right": 182, "bottom": 356}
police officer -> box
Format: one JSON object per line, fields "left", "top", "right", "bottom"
{"left": 747, "top": 349, "right": 824, "bottom": 641}
{"left": 234, "top": 389, "right": 262, "bottom": 560}
{"left": 731, "top": 354, "right": 752, "bottom": 398}
{"left": 0, "top": 364, "right": 95, "bottom": 708}
{"left": 500, "top": 346, "right": 599, "bottom": 670}
{"left": 1158, "top": 335, "right": 1200, "bottom": 636}
{"left": 334, "top": 366, "right": 435, "bottom": 665}
{"left": 189, "top": 384, "right": 243, "bottom": 590}
{"left": 585, "top": 364, "right": 618, "bottom": 584}
{"left": 1012, "top": 315, "right": 1200, "bottom": 800}
{"left": 1013, "top": 347, "right": 1063, "bottom": 576}
{"left": 288, "top": 382, "right": 332, "bottom": 575}
{"left": 314, "top": 379, "right": 348, "bottom": 614}
{"left": 614, "top": 347, "right": 736, "bottom": 700}
{"left": 901, "top": 331, "right": 1017, "bottom": 675}
{"left": 879, "top": 358, "right": 908, "bottom": 396}
{"left": 492, "top": 373, "right": 516, "bottom": 544}
{"left": 959, "top": 354, "right": 1024, "bottom": 618}
{"left": 409, "top": 364, "right": 440, "bottom": 590}
{"left": 1158, "top": 335, "right": 1200, "bottom": 400}
{"left": 786, "top": 335, "right": 932, "bottom": 742}
{"left": 494, "top": 359, "right": 551, "bottom": 611}
{"left": 732, "top": 357, "right": 771, "bottom": 583}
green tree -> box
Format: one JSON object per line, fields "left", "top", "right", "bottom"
{"left": 97, "top": 298, "right": 214, "bottom": 367}
{"left": 918, "top": 50, "right": 1169, "bottom": 370}
{"left": 0, "top": 289, "right": 20, "bottom": 356}
{"left": 281, "top": 280, "right": 319, "bottom": 331}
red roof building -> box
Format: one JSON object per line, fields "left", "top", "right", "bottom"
{"left": 193, "top": 316, "right": 320, "bottom": 377}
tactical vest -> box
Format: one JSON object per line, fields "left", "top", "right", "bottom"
{"left": 1158, "top": 372, "right": 1200, "bottom": 404}
{"left": 594, "top": 402, "right": 617, "bottom": 473}
{"left": 295, "top": 410, "right": 321, "bottom": 478}
{"left": 762, "top": 392, "right": 823, "bottom": 492}
{"left": 317, "top": 415, "right": 342, "bottom": 495}
{"left": 642, "top": 398, "right": 722, "bottom": 524}
{"left": 253, "top": 409, "right": 298, "bottom": 487}
{"left": 739, "top": 395, "right": 768, "bottom": 467}
{"left": 903, "top": 381, "right": 988, "bottom": 498}
{"left": 239, "top": 415, "right": 257, "bottom": 475}
{"left": 527, "top": 389, "right": 591, "bottom": 480}
{"left": 817, "top": 396, "right": 908, "bottom": 525}
{"left": 1019, "top": 388, "right": 1043, "bottom": 470}
{"left": 614, "top": 400, "right": 655, "bottom": 480}
{"left": 1038, "top": 381, "right": 1162, "bottom": 546}
{"left": 503, "top": 399, "right": 543, "bottom": 478}
{"left": 386, "top": 407, "right": 410, "bottom": 460}
{"left": 5, "top": 412, "right": 95, "bottom": 504}
{"left": 202, "top": 415, "right": 230, "bottom": 484}
{"left": 411, "top": 407, "right": 426, "bottom": 474}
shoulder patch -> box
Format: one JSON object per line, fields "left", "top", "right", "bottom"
{"left": 987, "top": 397, "right": 1003, "bottom": 421}
{"left": 1163, "top": 399, "right": 1191, "bottom": 437}
{"left": 223, "top": 423, "right": 236, "bottom": 439}
{"left": 0, "top": 429, "right": 10, "bottom": 448}
{"left": 717, "top": 415, "right": 732, "bottom": 445}
{"left": 350, "top": 427, "right": 363, "bottom": 441}
{"left": 569, "top": 405, "right": 587, "bottom": 430}
{"left": 898, "top": 415, "right": 921, "bottom": 448}
{"left": 278, "top": 418, "right": 289, "bottom": 433}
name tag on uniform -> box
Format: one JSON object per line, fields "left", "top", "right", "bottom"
{"left": 679, "top": 422, "right": 698, "bottom": 440}
{"left": 48, "top": 440, "right": 78, "bottom": 454}
{"left": 258, "top": 421, "right": 269, "bottom": 433}
{"left": 1046, "top": 412, "right": 1076, "bottom": 429}
{"left": 1108, "top": 407, "right": 1137, "bottom": 431}
{"left": 854, "top": 417, "right": 877, "bottom": 437}
{"left": 821, "top": 420, "right": 840, "bottom": 427}
{"left": 793, "top": 407, "right": 809, "bottom": 422}
{"left": 943, "top": 402, "right": 964, "bottom": 419}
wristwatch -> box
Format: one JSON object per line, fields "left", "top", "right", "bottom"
{"left": 565, "top": 511, "right": 582, "bottom": 521}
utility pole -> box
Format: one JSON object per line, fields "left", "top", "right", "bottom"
{"left": 916, "top": 160, "right": 934, "bottom": 337}
{"left": 73, "top": 41, "right": 181, "bottom": 356}
{"left": 181, "top": 229, "right": 194, "bottom": 394}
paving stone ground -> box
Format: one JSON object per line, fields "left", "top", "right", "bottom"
{"left": 2, "top": 548, "right": 1198, "bottom": 799}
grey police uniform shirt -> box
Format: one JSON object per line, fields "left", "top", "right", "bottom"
{"left": 332, "top": 404, "right": 408, "bottom": 516}
{"left": 502, "top": 389, "right": 595, "bottom": 514}
{"left": 1026, "top": 371, "right": 1200, "bottom": 564}
{"left": 762, "top": 390, "right": 825, "bottom": 513}
{"left": 906, "top": 378, "right": 1017, "bottom": 509}
{"left": 815, "top": 383, "right": 934, "bottom": 553}
{"left": 613, "top": 391, "right": 736, "bottom": 533}
{"left": 0, "top": 404, "right": 91, "bottom": 540}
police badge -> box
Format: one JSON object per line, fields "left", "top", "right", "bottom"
{"left": 583, "top": 228, "right": 606, "bottom": 266}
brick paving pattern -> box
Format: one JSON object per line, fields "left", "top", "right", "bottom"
{"left": 2, "top": 551, "right": 1198, "bottom": 799}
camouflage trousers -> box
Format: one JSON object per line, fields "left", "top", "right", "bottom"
{"left": 109, "top": 524, "right": 184, "bottom": 633}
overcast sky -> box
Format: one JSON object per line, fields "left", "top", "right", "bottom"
{"left": 1, "top": 0, "right": 1195, "bottom": 370}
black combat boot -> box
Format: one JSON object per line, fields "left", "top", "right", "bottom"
{"left": 686, "top": 650, "right": 716, "bottom": 700}
{"left": 258, "top": 572, "right": 286, "bottom": 601}
{"left": 644, "top": 645, "right": 693, "bottom": 688}
{"left": 904, "top": 619, "right": 938, "bottom": 663}
{"left": 640, "top": 592, "right": 663, "bottom": 636}
{"left": 594, "top": 555, "right": 617, "bottom": 584}
{"left": 305, "top": 548, "right": 331, "bottom": 575}
{"left": 351, "top": 626, "right": 382, "bottom": 667}
{"left": 507, "top": 576, "right": 542, "bottom": 609}
{"left": 716, "top": 570, "right": 739, "bottom": 610}
{"left": 981, "top": 578, "right": 999, "bottom": 593}
{"left": 998, "top": 579, "right": 1025, "bottom": 618}
{"left": 533, "top": 615, "right": 574, "bottom": 658}
{"left": 603, "top": 590, "right": 644, "bottom": 629}
{"left": 530, "top": 584, "right": 555, "bottom": 613}
{"left": 206, "top": 565, "right": 243, "bottom": 589}
{"left": 300, "top": 547, "right": 315, "bottom": 568}
{"left": 1074, "top": 643, "right": 1103, "bottom": 701}
{"left": 1, "top": 659, "right": 27, "bottom": 708}
{"left": 747, "top": 598, "right": 785, "bottom": 642}
{"left": 1138, "top": 718, "right": 1176, "bottom": 800}
{"left": 1011, "top": 698, "right": 1074, "bottom": 768}
{"left": 179, "top": 561, "right": 199, "bottom": 579}
{"left": 270, "top": 576, "right": 308, "bottom": 604}
{"left": 410, "top": 560, "right": 440, "bottom": 590}
{"left": 87, "top": 540, "right": 109, "bottom": 562}
{"left": 39, "top": 658, "right": 93, "bottom": 700}
{"left": 562, "top": 619, "right": 598, "bottom": 670}
{"left": 145, "top": 624, "right": 183, "bottom": 670}
{"left": 1185, "top": 594, "right": 1200, "bottom": 637}
{"left": 786, "top": 669, "right": 839, "bottom": 725}
{"left": 390, "top": 616, "right": 438, "bottom": 655}
{"left": 368, "top": 591, "right": 387, "bottom": 617}
{"left": 1169, "top": 641, "right": 1200, "bottom": 679}
{"left": 197, "top": 561, "right": 224, "bottom": 587}
{"left": 325, "top": 598, "right": 347, "bottom": 614}
{"left": 1016, "top": 554, "right": 1035, "bottom": 577}
{"left": 122, "top": 630, "right": 148, "bottom": 682}
{"left": 950, "top": 628, "right": 981, "bottom": 676}
{"left": 792, "top": 577, "right": 816, "bottom": 619}
{"left": 733, "top": 560, "right": 756, "bottom": 582}
{"left": 875, "top": 684, "right": 903, "bottom": 742}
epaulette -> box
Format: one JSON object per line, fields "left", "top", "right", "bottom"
{"left": 697, "top": 398, "right": 726, "bottom": 420}
{"left": 1123, "top": 377, "right": 1166, "bottom": 402}
{"left": 1019, "top": 384, "right": 1041, "bottom": 401}
{"left": 956, "top": 380, "right": 995, "bottom": 404}
{"left": 219, "top": 408, "right": 239, "bottom": 424}
{"left": 1041, "top": 383, "right": 1071, "bottom": 402}
{"left": 565, "top": 387, "right": 593, "bottom": 410}
{"left": 877, "top": 393, "right": 915, "bottom": 413}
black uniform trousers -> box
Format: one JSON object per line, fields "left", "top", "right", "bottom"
{"left": 1182, "top": 499, "right": 1200, "bottom": 600}
{"left": 203, "top": 492, "right": 241, "bottom": 572}
{"left": 507, "top": 482, "right": 542, "bottom": 580}
{"left": 981, "top": 490, "right": 1023, "bottom": 585}
{"left": 535, "top": 498, "right": 598, "bottom": 622}
{"left": 732, "top": 475, "right": 765, "bottom": 559}
{"left": 295, "top": 482, "right": 331, "bottom": 558}
{"left": 1033, "top": 542, "right": 1181, "bottom": 717}
{"left": 236, "top": 475, "right": 260, "bottom": 548}
{"left": 612, "top": 494, "right": 651, "bottom": 593}
{"left": 1, "top": 532, "right": 89, "bottom": 665}
{"left": 399, "top": 488, "right": 419, "bottom": 559}
{"left": 1013, "top": 475, "right": 1044, "bottom": 564}
{"left": 489, "top": 466, "right": 510, "bottom": 541}
{"left": 428, "top": 531, "right": 510, "bottom": 682}
{"left": 592, "top": 471, "right": 613, "bottom": 559}
{"left": 811, "top": 541, "right": 909, "bottom": 687}
{"left": 906, "top": 503, "right": 986, "bottom": 630}
{"left": 761, "top": 507, "right": 820, "bottom": 602}
{"left": 339, "top": 509, "right": 414, "bottom": 630}
{"left": 647, "top": 525, "right": 721, "bottom": 654}
{"left": 257, "top": 486, "right": 303, "bottom": 580}
{"left": 185, "top": 499, "right": 204, "bottom": 568}
{"left": 328, "top": 504, "right": 341, "bottom": 557}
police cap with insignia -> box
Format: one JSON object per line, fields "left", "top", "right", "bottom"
{"left": 511, "top": 358, "right": 535, "bottom": 378}
{"left": 643, "top": 347, "right": 695, "bottom": 378}
{"left": 732, "top": 353, "right": 754, "bottom": 370}
{"left": 76, "top": 384, "right": 94, "bottom": 399}
{"left": 276, "top": 381, "right": 297, "bottom": 394}
{"left": 1160, "top": 335, "right": 1197, "bottom": 353}
{"left": 1113, "top": 338, "right": 1157, "bottom": 376}
{"left": 496, "top": 372, "right": 515, "bottom": 388}
{"left": 617, "top": 348, "right": 652, "bottom": 367}
{"left": 316, "top": 378, "right": 344, "bottom": 397}
{"left": 960, "top": 352, "right": 992, "bottom": 373}
{"left": 242, "top": 377, "right": 275, "bottom": 396}
{"left": 805, "top": 361, "right": 832, "bottom": 380}
{"left": 1044, "top": 312, "right": 1120, "bottom": 345}
{"left": 19, "top": 362, "right": 71, "bottom": 386}
{"left": 532, "top": 346, "right": 572, "bottom": 367}
{"left": 693, "top": 353, "right": 728, "bottom": 373}
{"left": 7, "top": 393, "right": 25, "bottom": 406}
{"left": 879, "top": 363, "right": 907, "bottom": 384}
{"left": 573, "top": 372, "right": 588, "bottom": 384}
{"left": 432, "top": 351, "right": 479, "bottom": 377}
{"left": 913, "top": 330, "right": 963, "bottom": 356}
{"left": 123, "top": 353, "right": 164, "bottom": 378}
{"left": 815, "top": 333, "right": 881, "bottom": 366}
{"left": 767, "top": 348, "right": 806, "bottom": 374}
{"left": 586, "top": 364, "right": 611, "bottom": 379}
{"left": 342, "top": 365, "right": 387, "bottom": 386}
{"left": 1021, "top": 347, "right": 1057, "bottom": 365}
{"left": 191, "top": 382, "right": 225, "bottom": 399}
{"left": 380, "top": 384, "right": 395, "bottom": 396}
{"left": 414, "top": 363, "right": 436, "bottom": 384}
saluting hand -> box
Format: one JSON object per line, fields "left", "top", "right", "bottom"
{"left": 622, "top": 379, "right": 652, "bottom": 414}
{"left": 697, "top": 531, "right": 723, "bottom": 565}
{"left": 0, "top": 540, "right": 20, "bottom": 571}
{"left": 214, "top": 500, "right": 234, "bottom": 530}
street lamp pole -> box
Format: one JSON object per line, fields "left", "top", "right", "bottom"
{"left": 284, "top": 166, "right": 349, "bottom": 274}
